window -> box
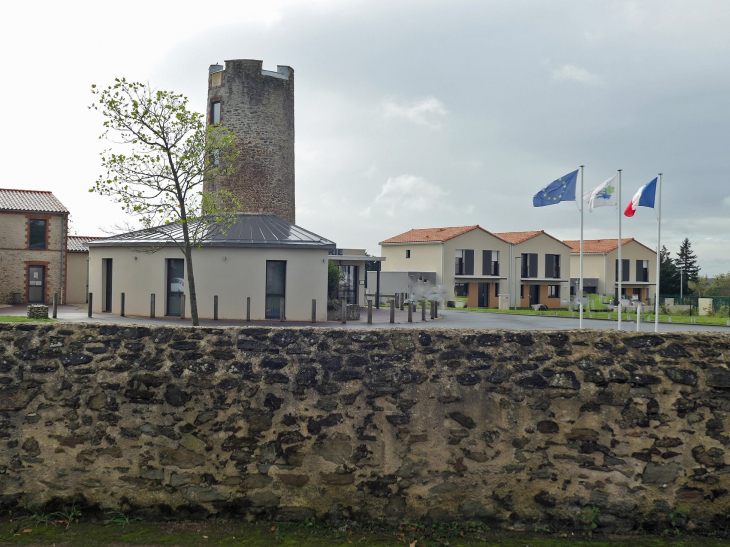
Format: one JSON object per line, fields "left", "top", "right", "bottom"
{"left": 520, "top": 284, "right": 524, "bottom": 298}
{"left": 482, "top": 250, "right": 499, "bottom": 276}
{"left": 615, "top": 259, "right": 630, "bottom": 282}
{"left": 211, "top": 101, "right": 221, "bottom": 125}
{"left": 29, "top": 219, "right": 46, "bottom": 250}
{"left": 454, "top": 283, "right": 468, "bottom": 297}
{"left": 166, "top": 259, "right": 185, "bottom": 316}
{"left": 212, "top": 148, "right": 220, "bottom": 166}
{"left": 406, "top": 250, "right": 411, "bottom": 258}
{"left": 548, "top": 285, "right": 560, "bottom": 298}
{"left": 339, "top": 265, "right": 358, "bottom": 305}
{"left": 637, "top": 260, "right": 649, "bottom": 282}
{"left": 494, "top": 282, "right": 499, "bottom": 297}
{"left": 455, "top": 249, "right": 474, "bottom": 275}
{"left": 545, "top": 254, "right": 560, "bottom": 278}
{"left": 265, "top": 261, "right": 287, "bottom": 319}
{"left": 521, "top": 253, "right": 538, "bottom": 278}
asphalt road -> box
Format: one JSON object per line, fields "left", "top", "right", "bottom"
{"left": 2, "top": 305, "right": 727, "bottom": 332}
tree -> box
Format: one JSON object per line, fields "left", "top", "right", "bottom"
{"left": 328, "top": 260, "right": 342, "bottom": 301}
{"left": 90, "top": 79, "right": 240, "bottom": 326}
{"left": 659, "top": 245, "right": 680, "bottom": 295}
{"left": 676, "top": 238, "right": 700, "bottom": 296}
{"left": 708, "top": 273, "right": 730, "bottom": 297}
{"left": 689, "top": 275, "right": 710, "bottom": 296}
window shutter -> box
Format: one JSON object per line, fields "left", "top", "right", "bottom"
{"left": 529, "top": 254, "right": 538, "bottom": 278}
{"left": 622, "top": 259, "right": 630, "bottom": 282}
{"left": 615, "top": 259, "right": 618, "bottom": 281}
{"left": 636, "top": 260, "right": 642, "bottom": 283}
{"left": 545, "top": 255, "right": 553, "bottom": 279}
{"left": 521, "top": 254, "right": 528, "bottom": 278}
{"left": 464, "top": 250, "right": 474, "bottom": 276}
{"left": 482, "top": 251, "right": 491, "bottom": 275}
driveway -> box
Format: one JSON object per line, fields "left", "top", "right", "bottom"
{"left": 2, "top": 304, "right": 727, "bottom": 332}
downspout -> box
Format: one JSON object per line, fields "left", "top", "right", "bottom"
{"left": 509, "top": 243, "right": 514, "bottom": 308}
{"left": 603, "top": 253, "right": 607, "bottom": 297}
{"left": 59, "top": 214, "right": 67, "bottom": 304}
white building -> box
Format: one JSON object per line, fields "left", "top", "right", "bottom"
{"left": 88, "top": 214, "right": 334, "bottom": 321}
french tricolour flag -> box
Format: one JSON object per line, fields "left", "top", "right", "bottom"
{"left": 624, "top": 177, "right": 657, "bottom": 217}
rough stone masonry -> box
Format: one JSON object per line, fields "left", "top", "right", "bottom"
{"left": 1, "top": 323, "right": 730, "bottom": 532}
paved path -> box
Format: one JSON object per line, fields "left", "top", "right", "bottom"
{"left": 2, "top": 304, "right": 727, "bottom": 332}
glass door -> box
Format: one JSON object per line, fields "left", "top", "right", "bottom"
{"left": 28, "top": 266, "right": 45, "bottom": 303}
{"left": 265, "top": 261, "right": 286, "bottom": 319}
{"left": 166, "top": 259, "right": 185, "bottom": 316}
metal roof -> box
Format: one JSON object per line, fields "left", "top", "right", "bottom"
{"left": 67, "top": 236, "right": 104, "bottom": 253}
{"left": 0, "top": 188, "right": 69, "bottom": 214}
{"left": 87, "top": 214, "right": 336, "bottom": 250}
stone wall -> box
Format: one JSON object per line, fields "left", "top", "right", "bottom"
{"left": 2, "top": 323, "right": 730, "bottom": 532}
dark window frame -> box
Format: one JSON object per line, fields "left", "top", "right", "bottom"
{"left": 406, "top": 250, "right": 410, "bottom": 258}
{"left": 545, "top": 254, "right": 561, "bottom": 279}
{"left": 548, "top": 284, "right": 560, "bottom": 298}
{"left": 28, "top": 219, "right": 47, "bottom": 250}
{"left": 637, "top": 260, "right": 649, "bottom": 282}
{"left": 615, "top": 259, "right": 630, "bottom": 282}
{"left": 521, "top": 253, "right": 538, "bottom": 278}
{"left": 210, "top": 101, "right": 221, "bottom": 125}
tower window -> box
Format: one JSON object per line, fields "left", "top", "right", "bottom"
{"left": 211, "top": 102, "right": 221, "bottom": 125}
{"left": 406, "top": 250, "right": 410, "bottom": 258}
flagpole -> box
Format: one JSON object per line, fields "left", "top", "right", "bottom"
{"left": 654, "top": 173, "right": 662, "bottom": 333}
{"left": 617, "top": 169, "right": 622, "bottom": 331}
{"left": 579, "top": 165, "right": 584, "bottom": 329}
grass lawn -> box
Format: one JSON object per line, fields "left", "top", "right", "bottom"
{"left": 0, "top": 522, "right": 727, "bottom": 547}
{"left": 0, "top": 316, "right": 54, "bottom": 323}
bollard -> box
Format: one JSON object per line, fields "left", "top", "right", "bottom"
{"left": 150, "top": 294, "right": 156, "bottom": 318}
{"left": 668, "top": 316, "right": 672, "bottom": 323}
{"left": 214, "top": 295, "right": 218, "bottom": 320}
{"left": 394, "top": 293, "right": 399, "bottom": 309}
{"left": 312, "top": 299, "right": 317, "bottom": 323}
{"left": 121, "top": 292, "right": 125, "bottom": 317}
{"left": 280, "top": 298, "right": 285, "bottom": 322}
{"left": 727, "top": 319, "right": 729, "bottom": 326}
{"left": 52, "top": 293, "right": 58, "bottom": 318}
{"left": 88, "top": 293, "right": 93, "bottom": 318}
{"left": 246, "top": 297, "right": 251, "bottom": 322}
{"left": 555, "top": 311, "right": 558, "bottom": 317}
{"left": 408, "top": 302, "right": 413, "bottom": 323}
{"left": 400, "top": 295, "right": 405, "bottom": 311}
{"left": 180, "top": 294, "right": 186, "bottom": 320}
{"left": 390, "top": 299, "right": 395, "bottom": 323}
{"left": 341, "top": 299, "right": 347, "bottom": 324}
{"left": 368, "top": 301, "right": 373, "bottom": 324}
{"left": 422, "top": 300, "right": 426, "bottom": 321}
{"left": 589, "top": 312, "right": 593, "bottom": 319}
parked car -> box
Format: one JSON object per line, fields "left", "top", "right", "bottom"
{"left": 170, "top": 278, "right": 185, "bottom": 293}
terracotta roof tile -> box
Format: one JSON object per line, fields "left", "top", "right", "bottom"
{"left": 562, "top": 238, "right": 655, "bottom": 254}
{"left": 0, "top": 188, "right": 69, "bottom": 214}
{"left": 492, "top": 230, "right": 545, "bottom": 245}
{"left": 380, "top": 225, "right": 484, "bottom": 244}
{"left": 67, "top": 236, "right": 104, "bottom": 253}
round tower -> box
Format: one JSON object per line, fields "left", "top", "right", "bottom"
{"left": 205, "top": 59, "right": 295, "bottom": 223}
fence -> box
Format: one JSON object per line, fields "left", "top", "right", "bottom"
{"left": 659, "top": 295, "right": 730, "bottom": 317}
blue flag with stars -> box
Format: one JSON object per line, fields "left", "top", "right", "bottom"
{"left": 533, "top": 169, "right": 578, "bottom": 207}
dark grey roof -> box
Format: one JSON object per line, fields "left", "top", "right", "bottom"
{"left": 87, "top": 214, "right": 335, "bottom": 250}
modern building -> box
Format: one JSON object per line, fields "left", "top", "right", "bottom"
{"left": 0, "top": 189, "right": 69, "bottom": 305}
{"left": 328, "top": 248, "right": 384, "bottom": 306}
{"left": 494, "top": 231, "right": 572, "bottom": 309}
{"left": 379, "top": 226, "right": 512, "bottom": 306}
{"left": 562, "top": 238, "right": 657, "bottom": 304}
{"left": 66, "top": 236, "right": 103, "bottom": 305}
{"left": 205, "top": 60, "right": 296, "bottom": 223}
{"left": 87, "top": 214, "right": 334, "bottom": 321}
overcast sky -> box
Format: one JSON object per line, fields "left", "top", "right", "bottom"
{"left": 3, "top": 0, "right": 729, "bottom": 274}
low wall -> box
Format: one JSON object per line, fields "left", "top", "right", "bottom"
{"left": 1, "top": 323, "right": 730, "bottom": 532}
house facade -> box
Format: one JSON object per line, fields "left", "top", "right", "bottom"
{"left": 0, "top": 189, "right": 69, "bottom": 305}
{"left": 379, "top": 226, "right": 512, "bottom": 305}
{"left": 66, "top": 236, "right": 102, "bottom": 305}
{"left": 563, "top": 238, "right": 657, "bottom": 304}
{"left": 328, "top": 248, "right": 384, "bottom": 306}
{"left": 88, "top": 214, "right": 334, "bottom": 321}
{"left": 494, "top": 231, "right": 572, "bottom": 310}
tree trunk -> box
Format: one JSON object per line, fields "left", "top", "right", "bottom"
{"left": 184, "top": 243, "right": 199, "bottom": 326}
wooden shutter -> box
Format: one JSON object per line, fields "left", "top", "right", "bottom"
{"left": 465, "top": 250, "right": 474, "bottom": 276}
{"left": 529, "top": 253, "right": 538, "bottom": 278}
{"left": 482, "top": 251, "right": 491, "bottom": 275}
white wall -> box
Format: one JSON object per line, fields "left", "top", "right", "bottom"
{"left": 88, "top": 246, "right": 329, "bottom": 321}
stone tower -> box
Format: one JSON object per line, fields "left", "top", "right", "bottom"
{"left": 205, "top": 59, "right": 295, "bottom": 223}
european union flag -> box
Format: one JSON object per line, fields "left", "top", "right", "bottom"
{"left": 533, "top": 169, "right": 578, "bottom": 207}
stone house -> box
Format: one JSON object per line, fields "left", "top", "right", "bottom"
{"left": 0, "top": 189, "right": 69, "bottom": 304}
